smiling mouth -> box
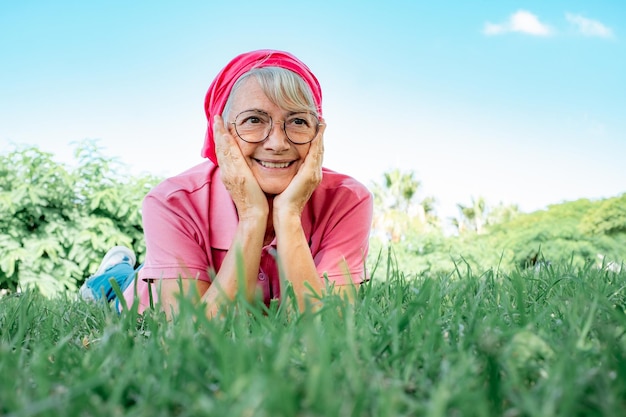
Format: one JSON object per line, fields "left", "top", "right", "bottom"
{"left": 257, "top": 160, "right": 293, "bottom": 169}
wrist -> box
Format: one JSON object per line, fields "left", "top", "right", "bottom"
{"left": 238, "top": 205, "right": 269, "bottom": 222}
{"left": 273, "top": 208, "right": 302, "bottom": 231}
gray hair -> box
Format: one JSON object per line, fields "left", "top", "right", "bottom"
{"left": 222, "top": 67, "right": 317, "bottom": 120}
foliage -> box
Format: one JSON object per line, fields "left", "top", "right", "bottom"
{"left": 1, "top": 261, "right": 625, "bottom": 416}
{"left": 489, "top": 198, "right": 626, "bottom": 270}
{"left": 370, "top": 169, "right": 625, "bottom": 278}
{"left": 0, "top": 141, "right": 161, "bottom": 295}
{"left": 580, "top": 193, "right": 626, "bottom": 236}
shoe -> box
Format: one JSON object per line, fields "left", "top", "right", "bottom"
{"left": 92, "top": 246, "right": 136, "bottom": 276}
{"left": 79, "top": 283, "right": 97, "bottom": 302}
{"left": 79, "top": 246, "right": 136, "bottom": 303}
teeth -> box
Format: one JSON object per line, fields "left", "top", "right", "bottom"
{"left": 260, "top": 160, "right": 290, "bottom": 168}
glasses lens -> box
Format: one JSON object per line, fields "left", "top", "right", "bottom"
{"left": 284, "top": 113, "right": 319, "bottom": 144}
{"left": 234, "top": 110, "right": 271, "bottom": 143}
{"left": 233, "top": 110, "right": 319, "bottom": 144}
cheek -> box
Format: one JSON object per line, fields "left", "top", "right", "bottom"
{"left": 236, "top": 141, "right": 257, "bottom": 161}
{"left": 298, "top": 144, "right": 312, "bottom": 160}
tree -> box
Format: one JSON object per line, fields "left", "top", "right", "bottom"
{"left": 452, "top": 196, "right": 488, "bottom": 234}
{"left": 371, "top": 169, "right": 439, "bottom": 242}
{"left": 452, "top": 197, "right": 520, "bottom": 235}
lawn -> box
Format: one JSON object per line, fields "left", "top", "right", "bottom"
{"left": 1, "top": 260, "right": 625, "bottom": 417}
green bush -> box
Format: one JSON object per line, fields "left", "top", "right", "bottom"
{"left": 370, "top": 196, "right": 626, "bottom": 278}
{"left": 0, "top": 141, "right": 161, "bottom": 296}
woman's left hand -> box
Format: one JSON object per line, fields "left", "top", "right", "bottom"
{"left": 273, "top": 123, "right": 325, "bottom": 217}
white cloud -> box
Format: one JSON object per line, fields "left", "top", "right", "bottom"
{"left": 484, "top": 10, "right": 552, "bottom": 36}
{"left": 566, "top": 13, "right": 613, "bottom": 38}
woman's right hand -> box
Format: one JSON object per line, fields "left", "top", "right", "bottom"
{"left": 213, "top": 115, "right": 269, "bottom": 221}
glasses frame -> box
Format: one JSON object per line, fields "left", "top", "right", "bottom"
{"left": 230, "top": 110, "right": 321, "bottom": 145}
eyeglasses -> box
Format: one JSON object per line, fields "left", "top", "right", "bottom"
{"left": 231, "top": 110, "right": 321, "bottom": 145}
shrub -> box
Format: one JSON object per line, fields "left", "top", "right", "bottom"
{"left": 0, "top": 140, "right": 161, "bottom": 296}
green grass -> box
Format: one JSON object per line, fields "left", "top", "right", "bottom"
{"left": 1, "top": 260, "right": 625, "bottom": 417}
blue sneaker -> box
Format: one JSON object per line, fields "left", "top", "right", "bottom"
{"left": 80, "top": 246, "right": 136, "bottom": 302}
{"left": 92, "top": 246, "right": 136, "bottom": 276}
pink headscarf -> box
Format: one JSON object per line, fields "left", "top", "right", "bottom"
{"left": 200, "top": 49, "right": 323, "bottom": 165}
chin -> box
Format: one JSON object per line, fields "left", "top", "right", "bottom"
{"left": 257, "top": 176, "right": 293, "bottom": 195}
{"left": 260, "top": 183, "right": 288, "bottom": 196}
{"left": 254, "top": 173, "right": 294, "bottom": 196}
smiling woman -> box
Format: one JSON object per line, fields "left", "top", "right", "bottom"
{"left": 81, "top": 50, "right": 373, "bottom": 319}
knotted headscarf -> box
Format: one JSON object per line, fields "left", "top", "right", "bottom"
{"left": 200, "top": 49, "right": 323, "bottom": 165}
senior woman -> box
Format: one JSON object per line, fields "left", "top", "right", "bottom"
{"left": 81, "top": 50, "right": 373, "bottom": 318}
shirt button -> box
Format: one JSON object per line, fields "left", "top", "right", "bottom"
{"left": 258, "top": 272, "right": 266, "bottom": 281}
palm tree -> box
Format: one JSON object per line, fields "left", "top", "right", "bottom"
{"left": 371, "top": 169, "right": 438, "bottom": 242}
{"left": 452, "top": 197, "right": 520, "bottom": 234}
{"left": 454, "top": 196, "right": 487, "bottom": 234}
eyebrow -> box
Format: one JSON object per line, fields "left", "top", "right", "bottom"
{"left": 240, "top": 108, "right": 269, "bottom": 115}
{"left": 241, "top": 108, "right": 311, "bottom": 117}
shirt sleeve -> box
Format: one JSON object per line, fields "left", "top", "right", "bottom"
{"left": 311, "top": 182, "right": 374, "bottom": 286}
{"left": 138, "top": 191, "right": 212, "bottom": 283}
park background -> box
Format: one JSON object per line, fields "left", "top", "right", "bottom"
{"left": 1, "top": 1, "right": 625, "bottom": 294}
{"left": 2, "top": 3, "right": 626, "bottom": 416}
{"left": 1, "top": 0, "right": 625, "bottom": 220}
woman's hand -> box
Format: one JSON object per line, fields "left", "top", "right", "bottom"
{"left": 273, "top": 123, "right": 326, "bottom": 218}
{"left": 213, "top": 115, "right": 269, "bottom": 221}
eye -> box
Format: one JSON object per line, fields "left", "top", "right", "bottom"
{"left": 237, "top": 111, "right": 270, "bottom": 127}
{"left": 286, "top": 113, "right": 314, "bottom": 128}
{"left": 244, "top": 116, "right": 261, "bottom": 125}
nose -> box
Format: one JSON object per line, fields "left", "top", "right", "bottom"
{"left": 263, "top": 121, "right": 290, "bottom": 151}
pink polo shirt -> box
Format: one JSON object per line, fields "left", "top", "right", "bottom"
{"left": 122, "top": 161, "right": 373, "bottom": 312}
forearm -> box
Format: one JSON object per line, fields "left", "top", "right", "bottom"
{"left": 274, "top": 212, "right": 324, "bottom": 312}
{"left": 201, "top": 217, "right": 266, "bottom": 317}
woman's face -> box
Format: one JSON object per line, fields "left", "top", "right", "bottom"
{"left": 226, "top": 77, "right": 312, "bottom": 196}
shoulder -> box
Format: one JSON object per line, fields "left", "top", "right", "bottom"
{"left": 316, "top": 167, "right": 372, "bottom": 202}
{"left": 306, "top": 168, "right": 373, "bottom": 219}
{"left": 145, "top": 161, "right": 217, "bottom": 203}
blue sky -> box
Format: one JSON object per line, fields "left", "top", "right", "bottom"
{"left": 1, "top": 1, "right": 625, "bottom": 220}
